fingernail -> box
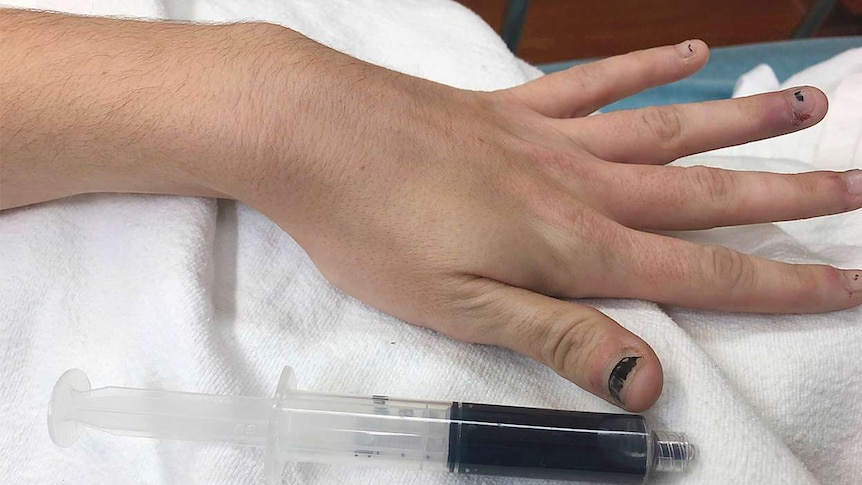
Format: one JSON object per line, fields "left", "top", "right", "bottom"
{"left": 845, "top": 170, "right": 862, "bottom": 196}
{"left": 608, "top": 356, "right": 641, "bottom": 405}
{"left": 788, "top": 88, "right": 814, "bottom": 124}
{"left": 676, "top": 41, "right": 695, "bottom": 58}
{"left": 845, "top": 270, "right": 862, "bottom": 293}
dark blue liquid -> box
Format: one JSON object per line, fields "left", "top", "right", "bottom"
{"left": 447, "top": 402, "right": 649, "bottom": 483}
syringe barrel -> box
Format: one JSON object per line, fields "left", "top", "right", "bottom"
{"left": 447, "top": 402, "right": 654, "bottom": 483}
{"left": 268, "top": 394, "right": 693, "bottom": 484}
{"left": 268, "top": 391, "right": 452, "bottom": 472}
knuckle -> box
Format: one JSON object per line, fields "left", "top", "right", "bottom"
{"left": 527, "top": 141, "right": 596, "bottom": 181}
{"left": 532, "top": 147, "right": 580, "bottom": 175}
{"left": 822, "top": 171, "right": 857, "bottom": 212}
{"left": 685, "top": 166, "right": 735, "bottom": 208}
{"left": 790, "top": 264, "right": 833, "bottom": 300}
{"left": 825, "top": 171, "right": 846, "bottom": 193}
{"left": 639, "top": 105, "right": 684, "bottom": 146}
{"left": 445, "top": 278, "right": 511, "bottom": 343}
{"left": 788, "top": 173, "right": 816, "bottom": 197}
{"left": 735, "top": 95, "right": 766, "bottom": 121}
{"left": 540, "top": 310, "right": 605, "bottom": 380}
{"left": 789, "top": 264, "right": 813, "bottom": 297}
{"left": 627, "top": 49, "right": 661, "bottom": 77}
{"left": 706, "top": 246, "right": 757, "bottom": 294}
{"left": 571, "top": 63, "right": 604, "bottom": 95}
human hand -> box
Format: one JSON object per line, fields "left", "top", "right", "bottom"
{"left": 3, "top": 12, "right": 859, "bottom": 412}
{"left": 228, "top": 38, "right": 862, "bottom": 411}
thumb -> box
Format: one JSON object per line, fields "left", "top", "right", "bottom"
{"left": 456, "top": 280, "right": 663, "bottom": 412}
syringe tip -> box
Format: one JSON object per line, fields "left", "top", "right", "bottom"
{"left": 48, "top": 369, "right": 91, "bottom": 447}
{"left": 653, "top": 430, "right": 695, "bottom": 473}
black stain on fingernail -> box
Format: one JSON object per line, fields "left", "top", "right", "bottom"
{"left": 794, "top": 90, "right": 805, "bottom": 102}
{"left": 608, "top": 356, "right": 641, "bottom": 404}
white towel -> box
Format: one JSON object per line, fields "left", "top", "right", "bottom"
{"left": 0, "top": 1, "right": 860, "bottom": 484}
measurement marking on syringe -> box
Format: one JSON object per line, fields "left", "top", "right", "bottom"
{"left": 286, "top": 408, "right": 646, "bottom": 436}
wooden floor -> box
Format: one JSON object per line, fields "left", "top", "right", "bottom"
{"left": 457, "top": 0, "right": 862, "bottom": 63}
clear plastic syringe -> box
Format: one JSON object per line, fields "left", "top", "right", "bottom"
{"left": 48, "top": 367, "right": 694, "bottom": 484}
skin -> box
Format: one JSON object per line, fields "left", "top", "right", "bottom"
{"left": 2, "top": 9, "right": 861, "bottom": 412}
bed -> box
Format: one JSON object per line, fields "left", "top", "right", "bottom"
{"left": 1, "top": 1, "right": 860, "bottom": 484}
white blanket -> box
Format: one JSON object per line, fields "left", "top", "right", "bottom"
{"left": 1, "top": 1, "right": 860, "bottom": 484}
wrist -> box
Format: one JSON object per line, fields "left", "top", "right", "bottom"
{"left": 219, "top": 27, "right": 457, "bottom": 234}
{"left": 0, "top": 11, "right": 291, "bottom": 207}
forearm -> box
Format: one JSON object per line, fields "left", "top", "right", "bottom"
{"left": 0, "top": 9, "right": 308, "bottom": 209}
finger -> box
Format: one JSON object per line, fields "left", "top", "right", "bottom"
{"left": 599, "top": 227, "right": 862, "bottom": 313}
{"left": 509, "top": 40, "right": 709, "bottom": 119}
{"left": 595, "top": 165, "right": 862, "bottom": 230}
{"left": 576, "top": 86, "right": 828, "bottom": 164}
{"left": 446, "top": 278, "right": 662, "bottom": 411}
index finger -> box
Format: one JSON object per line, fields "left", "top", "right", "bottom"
{"left": 508, "top": 40, "right": 709, "bottom": 119}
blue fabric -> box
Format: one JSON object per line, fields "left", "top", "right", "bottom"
{"left": 539, "top": 37, "right": 862, "bottom": 112}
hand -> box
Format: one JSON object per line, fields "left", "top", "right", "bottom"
{"left": 232, "top": 39, "right": 862, "bottom": 412}
{"left": 3, "top": 12, "right": 860, "bottom": 412}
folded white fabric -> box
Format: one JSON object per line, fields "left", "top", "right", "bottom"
{"left": 0, "top": 1, "right": 859, "bottom": 485}
{"left": 0, "top": 0, "right": 164, "bottom": 17}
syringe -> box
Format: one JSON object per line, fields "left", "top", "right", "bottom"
{"left": 48, "top": 367, "right": 694, "bottom": 484}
